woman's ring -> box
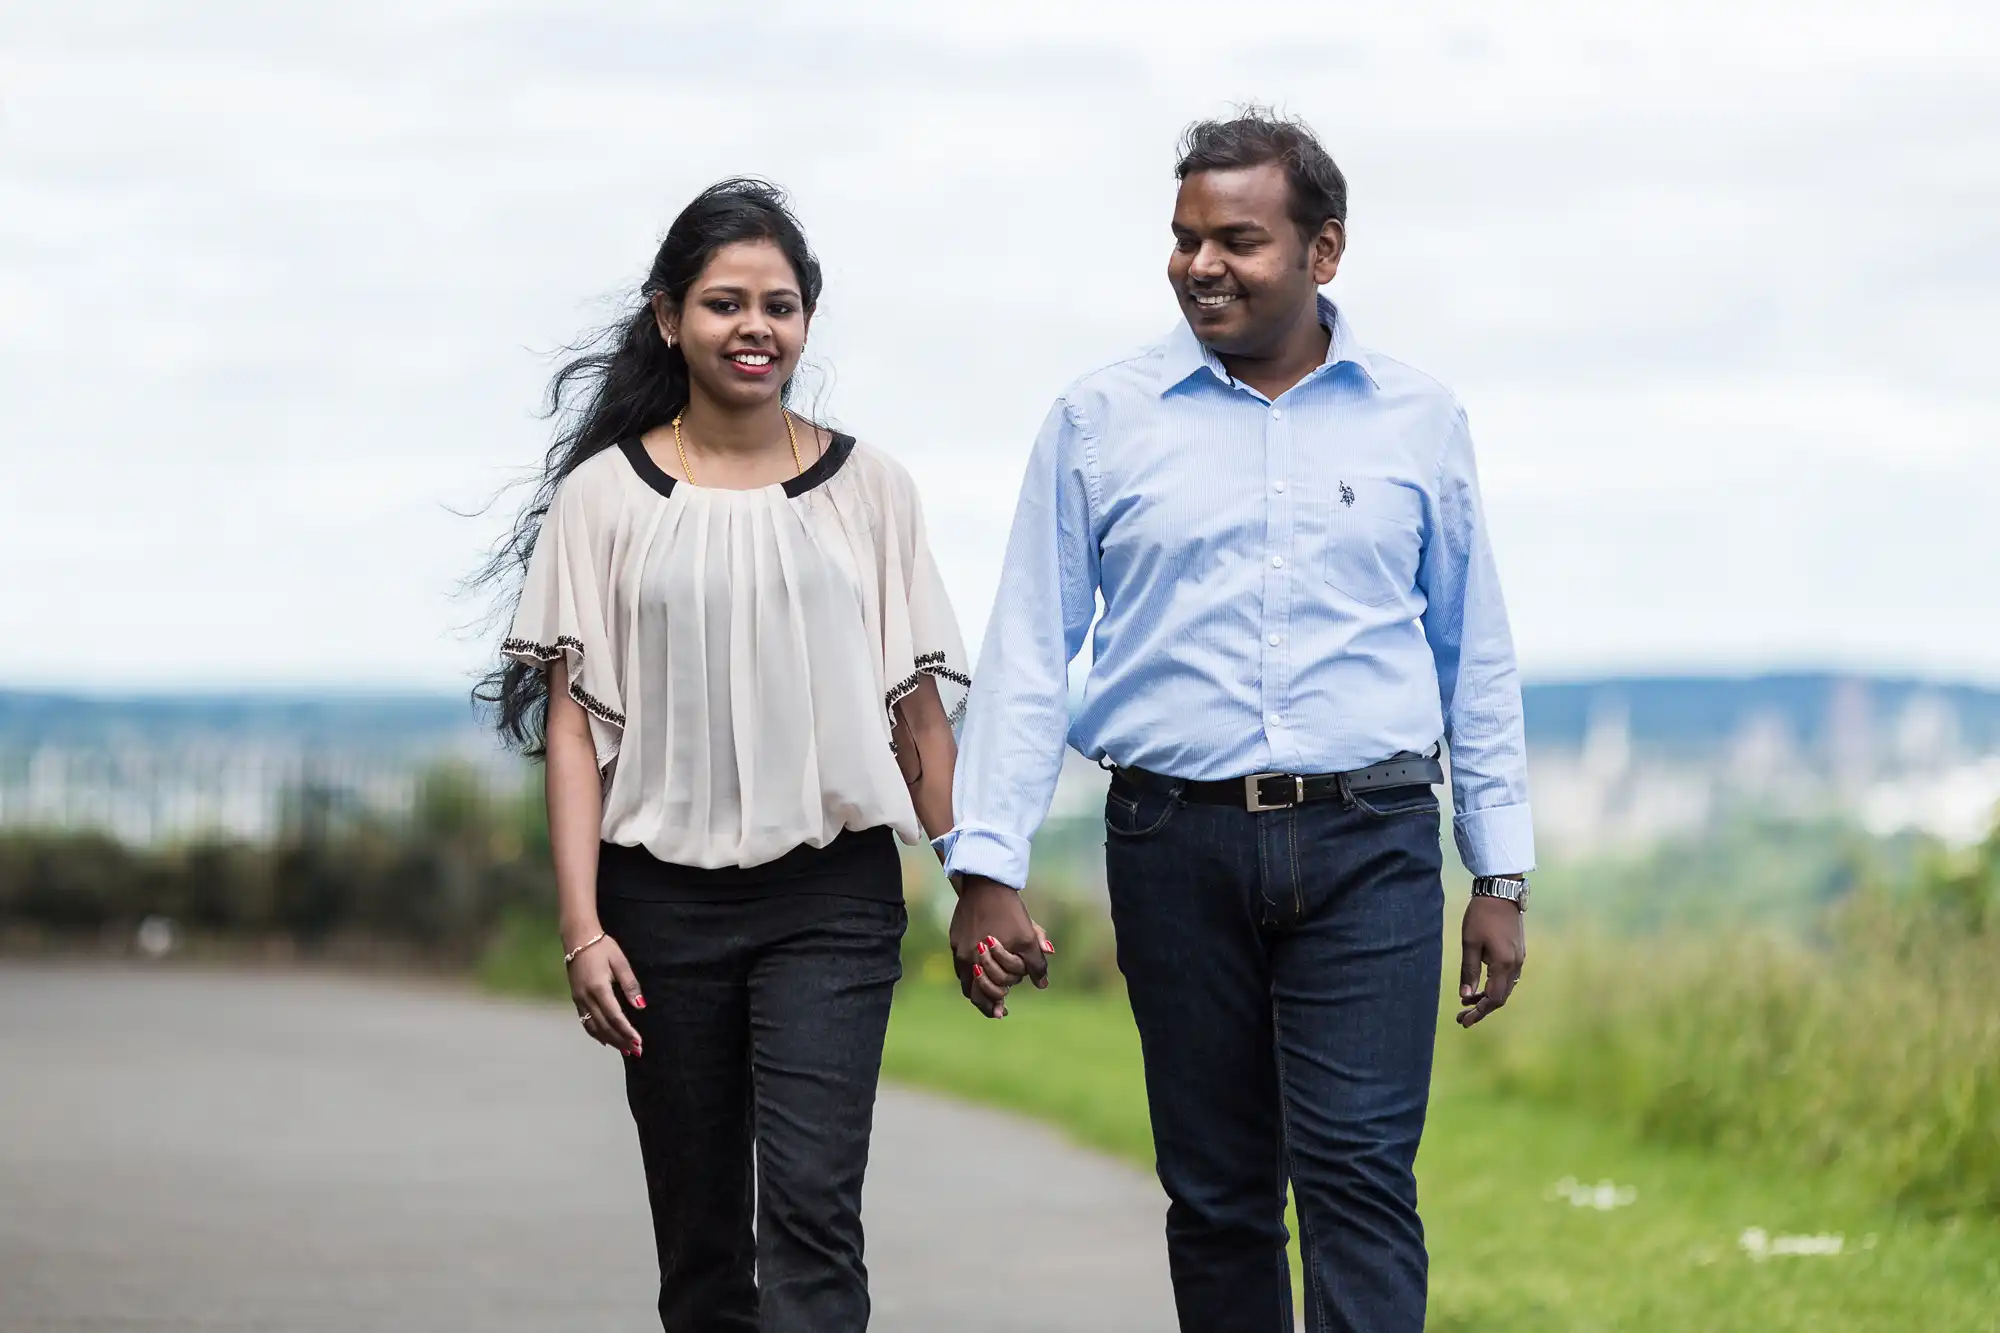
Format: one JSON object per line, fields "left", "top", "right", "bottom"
{"left": 578, "top": 1013, "right": 593, "bottom": 1025}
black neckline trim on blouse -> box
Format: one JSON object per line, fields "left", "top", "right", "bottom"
{"left": 617, "top": 431, "right": 856, "bottom": 501}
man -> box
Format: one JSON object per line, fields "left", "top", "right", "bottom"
{"left": 939, "top": 110, "right": 1534, "bottom": 1333}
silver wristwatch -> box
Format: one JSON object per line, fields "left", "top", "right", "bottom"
{"left": 1470, "top": 876, "right": 1529, "bottom": 910}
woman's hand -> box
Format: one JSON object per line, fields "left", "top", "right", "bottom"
{"left": 949, "top": 877, "right": 1054, "bottom": 1018}
{"left": 569, "top": 935, "right": 646, "bottom": 1056}
{"left": 969, "top": 920, "right": 1055, "bottom": 1016}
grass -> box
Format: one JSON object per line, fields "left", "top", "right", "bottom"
{"left": 474, "top": 904, "right": 571, "bottom": 998}
{"left": 884, "top": 980, "right": 2000, "bottom": 1332}
{"left": 1456, "top": 906, "right": 2000, "bottom": 1223}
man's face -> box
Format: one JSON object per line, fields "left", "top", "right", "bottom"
{"left": 1167, "top": 162, "right": 1343, "bottom": 356}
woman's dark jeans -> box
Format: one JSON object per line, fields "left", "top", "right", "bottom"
{"left": 598, "top": 867, "right": 906, "bottom": 1333}
{"left": 1104, "top": 773, "right": 1445, "bottom": 1333}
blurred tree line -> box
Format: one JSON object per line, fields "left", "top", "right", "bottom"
{"left": 0, "top": 756, "right": 1125, "bottom": 987}
{"left": 0, "top": 761, "right": 555, "bottom": 961}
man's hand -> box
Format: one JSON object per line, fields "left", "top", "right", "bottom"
{"left": 1456, "top": 894, "right": 1526, "bottom": 1028}
{"left": 949, "top": 876, "right": 1052, "bottom": 1018}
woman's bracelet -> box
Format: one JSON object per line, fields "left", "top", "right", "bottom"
{"left": 563, "top": 931, "right": 607, "bottom": 966}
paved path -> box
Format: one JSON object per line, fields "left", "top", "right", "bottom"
{"left": 0, "top": 963, "right": 1176, "bottom": 1331}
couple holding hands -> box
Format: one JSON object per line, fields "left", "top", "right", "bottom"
{"left": 484, "top": 108, "right": 1534, "bottom": 1333}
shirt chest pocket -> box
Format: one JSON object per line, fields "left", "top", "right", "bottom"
{"left": 1318, "top": 477, "right": 1424, "bottom": 607}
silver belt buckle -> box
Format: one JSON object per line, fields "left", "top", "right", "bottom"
{"left": 1243, "top": 773, "right": 1304, "bottom": 812}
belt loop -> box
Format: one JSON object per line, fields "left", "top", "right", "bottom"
{"left": 1336, "top": 771, "right": 1355, "bottom": 809}
{"left": 1169, "top": 778, "right": 1187, "bottom": 805}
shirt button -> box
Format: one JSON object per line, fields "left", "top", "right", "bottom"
{"left": 1271, "top": 555, "right": 1284, "bottom": 569}
{"left": 1268, "top": 714, "right": 1283, "bottom": 728}
{"left": 1273, "top": 480, "right": 1288, "bottom": 493}
{"left": 1270, "top": 407, "right": 1284, "bottom": 420}
{"left": 1268, "top": 634, "right": 1282, "bottom": 647}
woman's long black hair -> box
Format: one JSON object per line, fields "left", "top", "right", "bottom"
{"left": 472, "top": 178, "right": 824, "bottom": 756}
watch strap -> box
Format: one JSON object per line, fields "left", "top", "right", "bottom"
{"left": 1470, "top": 876, "right": 1529, "bottom": 908}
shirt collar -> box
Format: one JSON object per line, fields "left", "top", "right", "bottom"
{"left": 1155, "top": 295, "right": 1379, "bottom": 396}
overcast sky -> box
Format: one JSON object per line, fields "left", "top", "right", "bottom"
{"left": 3, "top": 0, "right": 1996, "bottom": 693}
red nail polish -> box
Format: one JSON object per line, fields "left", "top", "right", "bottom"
{"left": 973, "top": 964, "right": 984, "bottom": 978}
{"left": 634, "top": 997, "right": 647, "bottom": 1009}
{"left": 977, "top": 941, "right": 988, "bottom": 954}
{"left": 1043, "top": 940, "right": 1055, "bottom": 953}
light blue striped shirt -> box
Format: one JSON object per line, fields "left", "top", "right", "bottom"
{"left": 941, "top": 299, "right": 1535, "bottom": 886}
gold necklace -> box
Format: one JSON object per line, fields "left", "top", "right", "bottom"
{"left": 672, "top": 409, "right": 803, "bottom": 486}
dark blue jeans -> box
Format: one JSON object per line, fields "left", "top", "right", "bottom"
{"left": 1104, "top": 772, "right": 1445, "bottom": 1333}
{"left": 598, "top": 858, "right": 906, "bottom": 1333}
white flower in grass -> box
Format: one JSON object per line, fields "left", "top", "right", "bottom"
{"left": 1547, "top": 1176, "right": 1639, "bottom": 1210}
{"left": 1738, "top": 1227, "right": 1865, "bottom": 1261}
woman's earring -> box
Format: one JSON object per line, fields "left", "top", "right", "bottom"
{"left": 665, "top": 333, "right": 676, "bottom": 349}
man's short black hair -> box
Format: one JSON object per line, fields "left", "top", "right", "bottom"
{"left": 1175, "top": 108, "right": 1347, "bottom": 240}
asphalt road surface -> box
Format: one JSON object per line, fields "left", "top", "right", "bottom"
{"left": 0, "top": 962, "right": 1176, "bottom": 1331}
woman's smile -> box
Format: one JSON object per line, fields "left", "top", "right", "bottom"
{"left": 726, "top": 349, "right": 776, "bottom": 377}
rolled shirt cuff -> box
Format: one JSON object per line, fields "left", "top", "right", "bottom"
{"left": 1453, "top": 802, "right": 1537, "bottom": 878}
{"left": 937, "top": 824, "right": 1032, "bottom": 891}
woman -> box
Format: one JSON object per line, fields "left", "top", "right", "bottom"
{"left": 477, "top": 179, "right": 1031, "bottom": 1330}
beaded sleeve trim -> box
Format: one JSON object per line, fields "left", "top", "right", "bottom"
{"left": 566, "top": 681, "right": 626, "bottom": 729}
{"left": 885, "top": 652, "right": 972, "bottom": 724}
{"left": 502, "top": 636, "right": 625, "bottom": 728}
{"left": 501, "top": 634, "right": 584, "bottom": 662}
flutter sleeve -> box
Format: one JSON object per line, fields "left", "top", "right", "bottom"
{"left": 873, "top": 457, "right": 971, "bottom": 738}
{"left": 500, "top": 474, "right": 626, "bottom": 770}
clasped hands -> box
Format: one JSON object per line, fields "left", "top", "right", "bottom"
{"left": 948, "top": 876, "right": 1054, "bottom": 1017}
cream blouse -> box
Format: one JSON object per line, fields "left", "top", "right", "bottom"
{"left": 502, "top": 433, "right": 969, "bottom": 870}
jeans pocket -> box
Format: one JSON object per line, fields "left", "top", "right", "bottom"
{"left": 1349, "top": 783, "right": 1442, "bottom": 819}
{"left": 1105, "top": 781, "right": 1180, "bottom": 839}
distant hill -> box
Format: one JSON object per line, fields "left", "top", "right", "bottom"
{"left": 0, "top": 690, "right": 487, "bottom": 756}
{"left": 1521, "top": 673, "right": 2000, "bottom": 756}
{"left": 6, "top": 673, "right": 2000, "bottom": 762}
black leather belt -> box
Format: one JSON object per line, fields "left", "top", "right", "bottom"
{"left": 1116, "top": 750, "right": 1443, "bottom": 813}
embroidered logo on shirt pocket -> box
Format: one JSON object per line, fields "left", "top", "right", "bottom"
{"left": 1320, "top": 478, "right": 1423, "bottom": 608}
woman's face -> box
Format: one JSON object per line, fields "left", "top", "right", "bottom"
{"left": 658, "top": 239, "right": 811, "bottom": 414}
